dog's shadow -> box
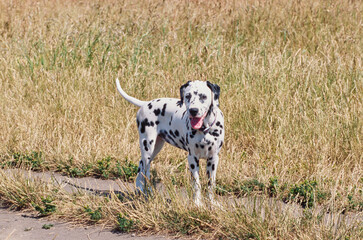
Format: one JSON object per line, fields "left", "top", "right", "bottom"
{"left": 64, "top": 179, "right": 165, "bottom": 204}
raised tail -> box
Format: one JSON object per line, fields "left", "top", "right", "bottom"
{"left": 115, "top": 78, "right": 147, "bottom": 107}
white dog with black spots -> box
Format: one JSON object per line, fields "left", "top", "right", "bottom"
{"left": 116, "top": 79, "right": 224, "bottom": 206}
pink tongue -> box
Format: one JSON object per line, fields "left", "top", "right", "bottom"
{"left": 190, "top": 117, "right": 204, "bottom": 129}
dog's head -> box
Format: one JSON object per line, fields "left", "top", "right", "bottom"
{"left": 179, "top": 80, "right": 220, "bottom": 130}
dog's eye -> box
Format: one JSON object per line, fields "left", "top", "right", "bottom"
{"left": 199, "top": 94, "right": 207, "bottom": 101}
{"left": 185, "top": 94, "right": 192, "bottom": 100}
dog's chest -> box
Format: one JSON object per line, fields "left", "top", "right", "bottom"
{"left": 186, "top": 127, "right": 224, "bottom": 159}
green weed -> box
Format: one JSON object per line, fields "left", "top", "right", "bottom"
{"left": 115, "top": 158, "right": 138, "bottom": 181}
{"left": 2, "top": 152, "right": 44, "bottom": 170}
{"left": 268, "top": 177, "right": 279, "bottom": 197}
{"left": 288, "top": 180, "right": 327, "bottom": 208}
{"left": 95, "top": 157, "right": 112, "bottom": 179}
{"left": 42, "top": 224, "right": 54, "bottom": 229}
{"left": 84, "top": 206, "right": 103, "bottom": 221}
{"left": 32, "top": 196, "right": 56, "bottom": 216}
{"left": 117, "top": 213, "right": 134, "bottom": 232}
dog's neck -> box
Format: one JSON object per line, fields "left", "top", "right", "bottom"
{"left": 200, "top": 105, "right": 217, "bottom": 133}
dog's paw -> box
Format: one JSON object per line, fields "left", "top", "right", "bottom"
{"left": 194, "top": 198, "right": 204, "bottom": 208}
{"left": 208, "top": 197, "right": 224, "bottom": 211}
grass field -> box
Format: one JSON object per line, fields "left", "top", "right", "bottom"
{"left": 0, "top": 0, "right": 362, "bottom": 238}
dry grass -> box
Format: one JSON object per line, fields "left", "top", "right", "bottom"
{"left": 0, "top": 0, "right": 362, "bottom": 238}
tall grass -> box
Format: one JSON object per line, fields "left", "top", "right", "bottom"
{"left": 0, "top": 0, "right": 362, "bottom": 238}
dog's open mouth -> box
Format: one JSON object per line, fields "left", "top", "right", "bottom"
{"left": 190, "top": 112, "right": 207, "bottom": 130}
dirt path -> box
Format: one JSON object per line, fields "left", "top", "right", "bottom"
{"left": 1, "top": 169, "right": 361, "bottom": 239}
{"left": 0, "top": 206, "right": 168, "bottom": 240}
{"left": 0, "top": 170, "right": 170, "bottom": 240}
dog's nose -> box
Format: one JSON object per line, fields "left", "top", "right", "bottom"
{"left": 189, "top": 108, "right": 199, "bottom": 117}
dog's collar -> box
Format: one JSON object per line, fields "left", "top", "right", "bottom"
{"left": 200, "top": 112, "right": 218, "bottom": 133}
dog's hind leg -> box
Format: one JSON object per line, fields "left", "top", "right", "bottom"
{"left": 135, "top": 134, "right": 164, "bottom": 194}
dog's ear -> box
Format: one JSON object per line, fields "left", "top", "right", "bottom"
{"left": 177, "top": 81, "right": 190, "bottom": 106}
{"left": 207, "top": 81, "right": 220, "bottom": 106}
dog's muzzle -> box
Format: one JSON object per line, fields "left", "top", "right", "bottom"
{"left": 189, "top": 108, "right": 207, "bottom": 130}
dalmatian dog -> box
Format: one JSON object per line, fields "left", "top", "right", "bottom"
{"left": 116, "top": 78, "right": 224, "bottom": 206}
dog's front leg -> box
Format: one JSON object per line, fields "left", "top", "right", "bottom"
{"left": 207, "top": 155, "right": 220, "bottom": 206}
{"left": 188, "top": 154, "right": 202, "bottom": 207}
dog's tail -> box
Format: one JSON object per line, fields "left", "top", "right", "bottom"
{"left": 115, "top": 78, "right": 147, "bottom": 107}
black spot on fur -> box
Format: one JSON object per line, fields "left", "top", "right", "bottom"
{"left": 210, "top": 129, "right": 220, "bottom": 137}
{"left": 143, "top": 139, "right": 148, "bottom": 151}
{"left": 189, "top": 130, "right": 197, "bottom": 139}
{"left": 140, "top": 118, "right": 152, "bottom": 133}
{"left": 160, "top": 130, "right": 182, "bottom": 149}
{"left": 148, "top": 103, "right": 152, "bottom": 109}
{"left": 153, "top": 108, "right": 161, "bottom": 116}
{"left": 156, "top": 99, "right": 161, "bottom": 102}
{"left": 195, "top": 143, "right": 199, "bottom": 148}
{"left": 182, "top": 110, "right": 187, "bottom": 118}
{"left": 161, "top": 104, "right": 167, "bottom": 116}
{"left": 155, "top": 120, "right": 160, "bottom": 125}
{"left": 137, "top": 167, "right": 140, "bottom": 173}
{"left": 149, "top": 140, "right": 154, "bottom": 145}
{"left": 212, "top": 164, "right": 215, "bottom": 171}
{"left": 194, "top": 157, "right": 199, "bottom": 167}
{"left": 208, "top": 146, "right": 212, "bottom": 151}
{"left": 211, "top": 132, "right": 219, "bottom": 137}
{"left": 179, "top": 140, "right": 186, "bottom": 150}
{"left": 219, "top": 141, "right": 223, "bottom": 148}
{"left": 190, "top": 164, "right": 195, "bottom": 170}
{"left": 169, "top": 130, "right": 176, "bottom": 138}
{"left": 179, "top": 137, "right": 186, "bottom": 149}
{"left": 169, "top": 116, "right": 173, "bottom": 126}
{"left": 200, "top": 144, "right": 204, "bottom": 149}
{"left": 174, "top": 130, "right": 179, "bottom": 137}
{"left": 207, "top": 162, "right": 212, "bottom": 167}
{"left": 216, "top": 121, "right": 220, "bottom": 127}
{"left": 137, "top": 119, "right": 140, "bottom": 128}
